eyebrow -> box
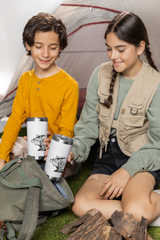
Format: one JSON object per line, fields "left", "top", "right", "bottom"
{"left": 35, "top": 42, "right": 58, "bottom": 46}
{"left": 105, "top": 43, "right": 126, "bottom": 48}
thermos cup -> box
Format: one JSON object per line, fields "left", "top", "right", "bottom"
{"left": 44, "top": 134, "right": 73, "bottom": 181}
{"left": 27, "top": 117, "right": 48, "bottom": 160}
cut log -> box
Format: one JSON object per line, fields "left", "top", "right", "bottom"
{"left": 147, "top": 234, "right": 154, "bottom": 240}
{"left": 97, "top": 226, "right": 123, "bottom": 240}
{"left": 111, "top": 210, "right": 138, "bottom": 238}
{"left": 61, "top": 209, "right": 154, "bottom": 240}
{"left": 61, "top": 208, "right": 100, "bottom": 234}
{"left": 65, "top": 211, "right": 110, "bottom": 240}
{"left": 131, "top": 217, "right": 150, "bottom": 240}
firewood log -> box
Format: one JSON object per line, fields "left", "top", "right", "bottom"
{"left": 61, "top": 208, "right": 100, "bottom": 234}
{"left": 97, "top": 225, "right": 123, "bottom": 240}
{"left": 131, "top": 217, "right": 151, "bottom": 240}
{"left": 111, "top": 210, "right": 138, "bottom": 238}
{"left": 65, "top": 210, "right": 110, "bottom": 240}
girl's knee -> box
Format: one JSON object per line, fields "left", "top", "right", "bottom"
{"left": 72, "top": 194, "right": 90, "bottom": 217}
{"left": 122, "top": 200, "right": 151, "bottom": 222}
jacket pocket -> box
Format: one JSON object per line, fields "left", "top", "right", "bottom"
{"left": 129, "top": 133, "right": 149, "bottom": 152}
{"left": 129, "top": 95, "right": 145, "bottom": 115}
{"left": 123, "top": 115, "right": 145, "bottom": 129}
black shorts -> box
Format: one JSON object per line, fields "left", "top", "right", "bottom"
{"left": 89, "top": 137, "right": 160, "bottom": 190}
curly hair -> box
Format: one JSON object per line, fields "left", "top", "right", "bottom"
{"left": 22, "top": 12, "right": 68, "bottom": 55}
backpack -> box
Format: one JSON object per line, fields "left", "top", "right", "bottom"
{"left": 0, "top": 155, "right": 74, "bottom": 240}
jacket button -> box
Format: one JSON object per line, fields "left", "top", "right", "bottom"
{"left": 111, "top": 138, "right": 115, "bottom": 143}
{"left": 38, "top": 81, "right": 41, "bottom": 84}
{"left": 37, "top": 88, "right": 39, "bottom": 91}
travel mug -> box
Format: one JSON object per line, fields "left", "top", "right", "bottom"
{"left": 44, "top": 134, "right": 73, "bottom": 181}
{"left": 27, "top": 117, "right": 48, "bottom": 160}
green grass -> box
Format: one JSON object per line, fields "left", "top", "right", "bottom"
{"left": 1, "top": 127, "right": 160, "bottom": 239}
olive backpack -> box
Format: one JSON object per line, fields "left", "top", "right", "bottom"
{"left": 0, "top": 155, "right": 74, "bottom": 240}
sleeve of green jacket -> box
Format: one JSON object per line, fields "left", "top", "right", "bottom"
{"left": 71, "top": 67, "right": 100, "bottom": 162}
{"left": 122, "top": 84, "right": 160, "bottom": 177}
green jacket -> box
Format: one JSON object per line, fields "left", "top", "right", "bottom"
{"left": 71, "top": 62, "right": 160, "bottom": 177}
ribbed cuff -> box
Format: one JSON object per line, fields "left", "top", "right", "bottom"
{"left": 121, "top": 159, "right": 141, "bottom": 178}
{"left": 70, "top": 146, "right": 78, "bottom": 161}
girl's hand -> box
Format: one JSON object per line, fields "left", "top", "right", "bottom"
{"left": 100, "top": 168, "right": 131, "bottom": 199}
{"left": 0, "top": 159, "right": 6, "bottom": 170}
{"left": 67, "top": 151, "right": 74, "bottom": 162}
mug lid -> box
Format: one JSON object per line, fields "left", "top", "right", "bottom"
{"left": 27, "top": 117, "right": 48, "bottom": 122}
{"left": 52, "top": 134, "right": 73, "bottom": 145}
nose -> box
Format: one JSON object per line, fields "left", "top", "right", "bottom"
{"left": 42, "top": 47, "right": 49, "bottom": 58}
{"left": 110, "top": 50, "right": 118, "bottom": 60}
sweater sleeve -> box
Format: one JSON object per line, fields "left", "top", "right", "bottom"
{"left": 71, "top": 67, "right": 99, "bottom": 163}
{"left": 58, "top": 80, "right": 79, "bottom": 138}
{"left": 122, "top": 83, "right": 160, "bottom": 177}
{"left": 0, "top": 76, "right": 26, "bottom": 162}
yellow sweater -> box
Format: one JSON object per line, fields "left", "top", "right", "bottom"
{"left": 0, "top": 69, "right": 79, "bottom": 162}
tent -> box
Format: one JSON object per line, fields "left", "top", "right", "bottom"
{"left": 1, "top": 0, "right": 160, "bottom": 119}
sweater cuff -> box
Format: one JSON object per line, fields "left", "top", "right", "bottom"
{"left": 121, "top": 159, "right": 142, "bottom": 178}
{"left": 71, "top": 146, "right": 78, "bottom": 162}
{"left": 0, "top": 154, "right": 9, "bottom": 163}
{"left": 71, "top": 144, "right": 85, "bottom": 163}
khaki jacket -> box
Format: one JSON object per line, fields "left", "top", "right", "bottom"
{"left": 97, "top": 61, "right": 160, "bottom": 157}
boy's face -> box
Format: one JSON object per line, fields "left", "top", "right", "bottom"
{"left": 25, "top": 31, "right": 61, "bottom": 74}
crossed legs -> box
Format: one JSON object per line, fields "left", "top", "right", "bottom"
{"left": 72, "top": 172, "right": 160, "bottom": 224}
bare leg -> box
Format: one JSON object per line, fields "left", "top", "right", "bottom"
{"left": 72, "top": 174, "right": 122, "bottom": 218}
{"left": 122, "top": 172, "right": 160, "bottom": 224}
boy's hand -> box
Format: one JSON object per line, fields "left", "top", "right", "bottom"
{"left": 23, "top": 136, "right": 27, "bottom": 141}
{"left": 0, "top": 159, "right": 6, "bottom": 170}
{"left": 44, "top": 143, "right": 50, "bottom": 161}
{"left": 44, "top": 131, "right": 51, "bottom": 148}
{"left": 100, "top": 168, "right": 130, "bottom": 200}
{"left": 23, "top": 131, "right": 51, "bottom": 144}
{"left": 44, "top": 131, "right": 51, "bottom": 161}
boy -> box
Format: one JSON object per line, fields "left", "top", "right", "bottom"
{"left": 0, "top": 12, "right": 79, "bottom": 170}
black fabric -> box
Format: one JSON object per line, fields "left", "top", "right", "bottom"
{"left": 89, "top": 137, "right": 160, "bottom": 190}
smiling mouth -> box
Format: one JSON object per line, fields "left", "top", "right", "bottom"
{"left": 39, "top": 58, "right": 51, "bottom": 63}
{"left": 113, "top": 61, "right": 122, "bottom": 66}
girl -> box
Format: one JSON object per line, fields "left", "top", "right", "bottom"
{"left": 68, "top": 12, "right": 160, "bottom": 225}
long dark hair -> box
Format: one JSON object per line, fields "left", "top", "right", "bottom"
{"left": 103, "top": 12, "right": 158, "bottom": 109}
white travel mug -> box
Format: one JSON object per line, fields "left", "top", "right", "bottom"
{"left": 27, "top": 117, "right": 48, "bottom": 160}
{"left": 44, "top": 134, "right": 73, "bottom": 181}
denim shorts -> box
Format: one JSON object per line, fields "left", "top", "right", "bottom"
{"left": 89, "top": 137, "right": 160, "bottom": 189}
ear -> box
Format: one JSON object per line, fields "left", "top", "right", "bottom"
{"left": 25, "top": 41, "right": 31, "bottom": 51}
{"left": 137, "top": 41, "right": 145, "bottom": 55}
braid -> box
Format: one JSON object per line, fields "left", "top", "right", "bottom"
{"left": 103, "top": 68, "right": 117, "bottom": 109}
{"left": 145, "top": 44, "right": 159, "bottom": 72}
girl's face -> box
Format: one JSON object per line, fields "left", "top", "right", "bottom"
{"left": 106, "top": 32, "right": 144, "bottom": 79}
{"left": 25, "top": 31, "right": 61, "bottom": 76}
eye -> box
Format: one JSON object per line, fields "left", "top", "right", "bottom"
{"left": 51, "top": 47, "right": 57, "bottom": 50}
{"left": 107, "top": 48, "right": 112, "bottom": 51}
{"left": 35, "top": 46, "right": 41, "bottom": 49}
{"left": 118, "top": 49, "right": 125, "bottom": 53}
